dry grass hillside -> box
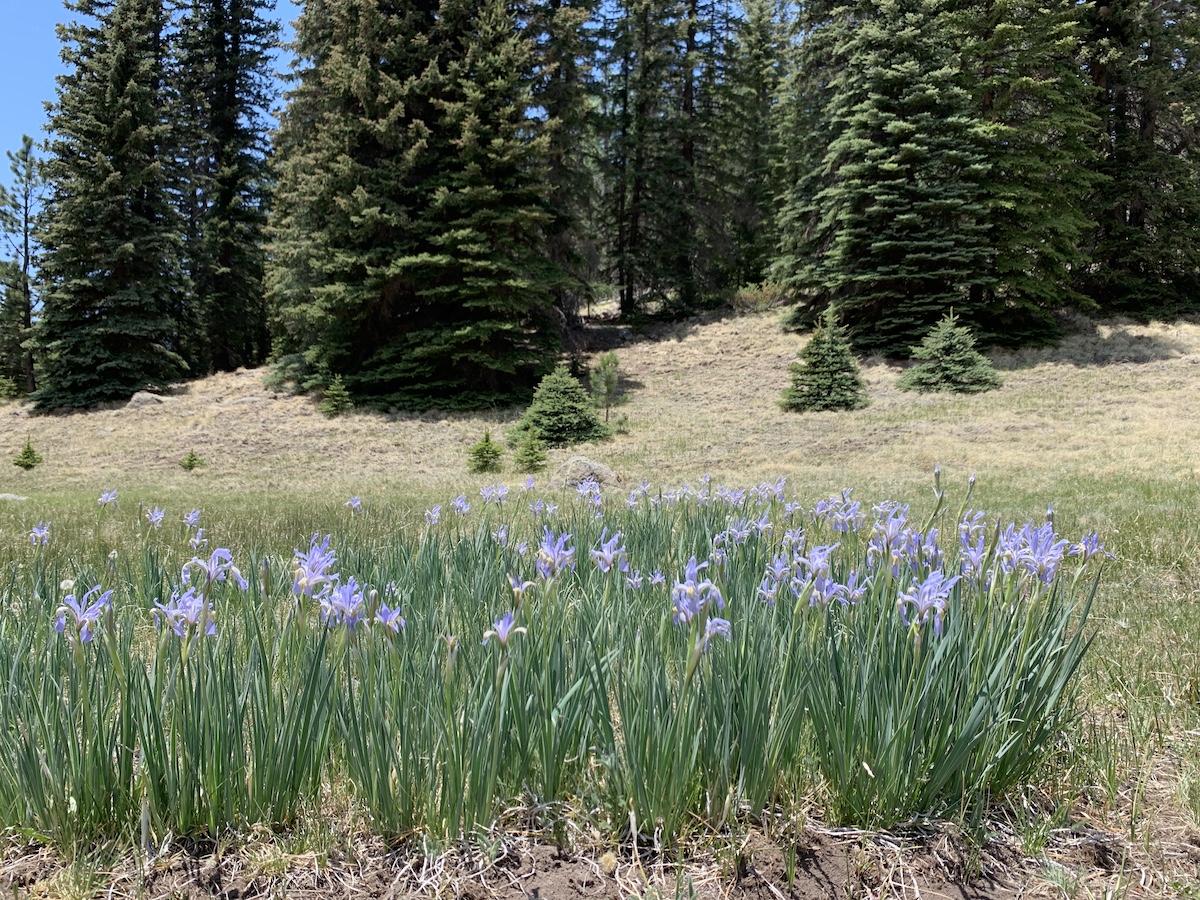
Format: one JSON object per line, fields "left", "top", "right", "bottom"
{"left": 2, "top": 309, "right": 1199, "bottom": 503}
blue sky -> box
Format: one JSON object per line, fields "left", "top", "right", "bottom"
{"left": 0, "top": 1, "right": 302, "bottom": 156}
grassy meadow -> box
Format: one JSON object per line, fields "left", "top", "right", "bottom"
{"left": 0, "top": 309, "right": 1198, "bottom": 899}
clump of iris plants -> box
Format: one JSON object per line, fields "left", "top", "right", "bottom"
{"left": 781, "top": 307, "right": 869, "bottom": 412}
{"left": 898, "top": 312, "right": 1002, "bottom": 393}
{"left": 514, "top": 366, "right": 610, "bottom": 447}
{"left": 467, "top": 430, "right": 505, "bottom": 474}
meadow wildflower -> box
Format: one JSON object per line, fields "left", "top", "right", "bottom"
{"left": 29, "top": 521, "right": 49, "bottom": 546}
{"left": 55, "top": 586, "right": 112, "bottom": 644}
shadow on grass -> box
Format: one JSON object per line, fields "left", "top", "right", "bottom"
{"left": 989, "top": 315, "right": 1192, "bottom": 370}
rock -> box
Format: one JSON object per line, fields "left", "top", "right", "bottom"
{"left": 558, "top": 456, "right": 622, "bottom": 489}
{"left": 0, "top": 494, "right": 28, "bottom": 502}
{"left": 126, "top": 391, "right": 166, "bottom": 409}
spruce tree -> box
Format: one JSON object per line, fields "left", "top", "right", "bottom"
{"left": 36, "top": 0, "right": 187, "bottom": 410}
{"left": 781, "top": 307, "right": 868, "bottom": 412}
{"left": 0, "top": 136, "right": 46, "bottom": 394}
{"left": 1080, "top": 0, "right": 1200, "bottom": 317}
{"left": 268, "top": 0, "right": 562, "bottom": 409}
{"left": 954, "top": 0, "right": 1100, "bottom": 345}
{"left": 774, "top": 0, "right": 993, "bottom": 356}
{"left": 897, "top": 312, "right": 1002, "bottom": 393}
{"left": 517, "top": 366, "right": 609, "bottom": 447}
{"left": 171, "top": 0, "right": 278, "bottom": 372}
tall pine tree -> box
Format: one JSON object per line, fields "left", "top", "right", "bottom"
{"left": 0, "top": 136, "right": 45, "bottom": 394}
{"left": 36, "top": 0, "right": 187, "bottom": 410}
{"left": 1080, "top": 0, "right": 1200, "bottom": 316}
{"left": 774, "top": 0, "right": 993, "bottom": 356}
{"left": 171, "top": 0, "right": 278, "bottom": 372}
{"left": 268, "top": 0, "right": 563, "bottom": 409}
{"left": 955, "top": 0, "right": 1100, "bottom": 345}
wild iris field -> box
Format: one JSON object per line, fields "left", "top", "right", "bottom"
{"left": 1, "top": 311, "right": 1199, "bottom": 898}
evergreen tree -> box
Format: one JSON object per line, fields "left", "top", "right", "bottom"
{"left": 954, "top": 0, "right": 1100, "bottom": 345}
{"left": 781, "top": 307, "right": 868, "bottom": 412}
{"left": 268, "top": 0, "right": 562, "bottom": 409}
{"left": 774, "top": 0, "right": 993, "bottom": 356}
{"left": 0, "top": 137, "right": 46, "bottom": 394}
{"left": 897, "top": 312, "right": 1002, "bottom": 393}
{"left": 36, "top": 0, "right": 186, "bottom": 410}
{"left": 1080, "top": 0, "right": 1200, "bottom": 316}
{"left": 517, "top": 365, "right": 609, "bottom": 446}
{"left": 171, "top": 0, "right": 278, "bottom": 372}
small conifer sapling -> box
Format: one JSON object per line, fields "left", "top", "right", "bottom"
{"left": 590, "top": 352, "right": 623, "bottom": 423}
{"left": 13, "top": 437, "right": 42, "bottom": 470}
{"left": 898, "top": 313, "right": 1002, "bottom": 394}
{"left": 468, "top": 431, "right": 505, "bottom": 474}
{"left": 179, "top": 449, "right": 204, "bottom": 471}
{"left": 513, "top": 428, "right": 549, "bottom": 473}
{"left": 781, "top": 308, "right": 869, "bottom": 412}
{"left": 517, "top": 366, "right": 610, "bottom": 447}
{"left": 320, "top": 375, "right": 355, "bottom": 417}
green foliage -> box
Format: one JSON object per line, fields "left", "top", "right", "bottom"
{"left": 467, "top": 430, "right": 505, "bottom": 474}
{"left": 178, "top": 449, "right": 204, "bottom": 472}
{"left": 12, "top": 437, "right": 42, "bottom": 471}
{"left": 0, "top": 375, "right": 22, "bottom": 400}
{"left": 781, "top": 308, "right": 868, "bottom": 412}
{"left": 513, "top": 428, "right": 549, "bottom": 474}
{"left": 268, "top": 0, "right": 562, "bottom": 410}
{"left": 589, "top": 351, "right": 623, "bottom": 423}
{"left": 34, "top": 0, "right": 187, "bottom": 410}
{"left": 517, "top": 366, "right": 610, "bottom": 447}
{"left": 774, "top": 0, "right": 991, "bottom": 355}
{"left": 898, "top": 313, "right": 1002, "bottom": 394}
{"left": 170, "top": 0, "right": 278, "bottom": 372}
{"left": 0, "top": 136, "right": 45, "bottom": 394}
{"left": 319, "top": 376, "right": 354, "bottom": 418}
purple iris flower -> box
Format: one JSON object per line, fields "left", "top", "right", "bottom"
{"left": 425, "top": 505, "right": 442, "bottom": 525}
{"left": 1070, "top": 532, "right": 1111, "bottom": 562}
{"left": 185, "top": 548, "right": 249, "bottom": 591}
{"left": 648, "top": 570, "right": 666, "bottom": 587}
{"left": 521, "top": 476, "right": 536, "bottom": 492}
{"left": 813, "top": 489, "right": 862, "bottom": 533}
{"left": 293, "top": 533, "right": 337, "bottom": 597}
{"left": 184, "top": 508, "right": 201, "bottom": 529}
{"left": 375, "top": 602, "right": 406, "bottom": 634}
{"left": 452, "top": 495, "right": 471, "bottom": 515}
{"left": 672, "top": 556, "right": 724, "bottom": 625}
{"left": 867, "top": 504, "right": 909, "bottom": 574}
{"left": 842, "top": 570, "right": 869, "bottom": 605}
{"left": 480, "top": 484, "right": 508, "bottom": 505}
{"left": 30, "top": 521, "right": 50, "bottom": 547}
{"left": 897, "top": 571, "right": 960, "bottom": 636}
{"left": 536, "top": 527, "right": 576, "bottom": 580}
{"left": 97, "top": 489, "right": 118, "bottom": 509}
{"left": 56, "top": 586, "right": 113, "bottom": 644}
{"left": 702, "top": 617, "right": 732, "bottom": 647}
{"left": 153, "top": 587, "right": 216, "bottom": 637}
{"left": 189, "top": 528, "right": 208, "bottom": 551}
{"left": 320, "top": 577, "right": 367, "bottom": 631}
{"left": 725, "top": 518, "right": 753, "bottom": 545}
{"left": 146, "top": 506, "right": 165, "bottom": 528}
{"left": 484, "top": 610, "right": 526, "bottom": 650}
{"left": 625, "top": 571, "right": 644, "bottom": 589}
{"left": 757, "top": 577, "right": 778, "bottom": 606}
{"left": 590, "top": 528, "right": 629, "bottom": 574}
{"left": 765, "top": 553, "right": 792, "bottom": 584}
{"left": 509, "top": 573, "right": 535, "bottom": 602}
{"left": 344, "top": 496, "right": 363, "bottom": 512}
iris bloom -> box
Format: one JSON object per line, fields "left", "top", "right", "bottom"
{"left": 189, "top": 528, "right": 208, "bottom": 551}
{"left": 425, "top": 505, "right": 442, "bottom": 525}
{"left": 344, "top": 496, "right": 362, "bottom": 512}
{"left": 376, "top": 602, "right": 406, "bottom": 634}
{"left": 480, "top": 484, "right": 508, "bottom": 504}
{"left": 320, "top": 577, "right": 367, "bottom": 631}
{"left": 184, "top": 508, "right": 201, "bottom": 528}
{"left": 1070, "top": 532, "right": 1111, "bottom": 562}
{"left": 536, "top": 528, "right": 576, "bottom": 580}
{"left": 484, "top": 610, "right": 526, "bottom": 650}
{"left": 30, "top": 521, "right": 50, "bottom": 547}
{"left": 589, "top": 528, "right": 629, "bottom": 574}
{"left": 897, "top": 571, "right": 960, "bottom": 636}
{"left": 452, "top": 495, "right": 471, "bottom": 516}
{"left": 56, "top": 586, "right": 113, "bottom": 644}
{"left": 153, "top": 587, "right": 216, "bottom": 637}
{"left": 185, "top": 548, "right": 249, "bottom": 591}
{"left": 98, "top": 489, "right": 118, "bottom": 508}
{"left": 294, "top": 533, "right": 337, "bottom": 597}
{"left": 672, "top": 556, "right": 724, "bottom": 625}
{"left": 509, "top": 573, "right": 535, "bottom": 603}
{"left": 146, "top": 506, "right": 165, "bottom": 528}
